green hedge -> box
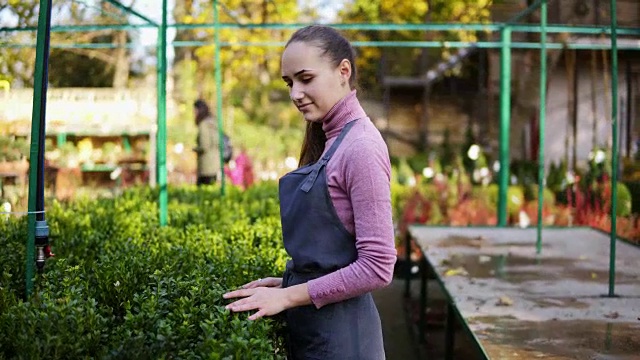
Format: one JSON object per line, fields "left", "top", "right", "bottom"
{"left": 0, "top": 183, "right": 287, "bottom": 359}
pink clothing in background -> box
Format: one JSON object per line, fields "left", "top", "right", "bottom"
{"left": 224, "top": 151, "right": 254, "bottom": 189}
{"left": 305, "top": 90, "right": 397, "bottom": 308}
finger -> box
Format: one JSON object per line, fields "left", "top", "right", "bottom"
{"left": 225, "top": 296, "right": 255, "bottom": 310}
{"left": 261, "top": 277, "right": 283, "bottom": 287}
{"left": 249, "top": 309, "right": 268, "bottom": 321}
{"left": 242, "top": 279, "right": 262, "bottom": 289}
{"left": 228, "top": 300, "right": 259, "bottom": 312}
{"left": 223, "top": 288, "right": 253, "bottom": 299}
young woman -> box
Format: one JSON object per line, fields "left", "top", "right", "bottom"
{"left": 223, "top": 25, "right": 397, "bottom": 359}
{"left": 192, "top": 99, "right": 220, "bottom": 185}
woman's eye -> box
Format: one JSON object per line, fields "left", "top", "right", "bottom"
{"left": 301, "top": 77, "right": 312, "bottom": 83}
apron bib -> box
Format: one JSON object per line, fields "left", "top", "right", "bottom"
{"left": 278, "top": 119, "right": 385, "bottom": 360}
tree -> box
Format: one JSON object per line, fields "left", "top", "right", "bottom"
{"left": 171, "top": 0, "right": 301, "bottom": 126}
{"left": 0, "top": 0, "right": 141, "bottom": 88}
{"left": 338, "top": 0, "right": 493, "bottom": 94}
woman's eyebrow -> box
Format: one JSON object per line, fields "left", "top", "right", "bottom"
{"left": 282, "top": 69, "right": 311, "bottom": 80}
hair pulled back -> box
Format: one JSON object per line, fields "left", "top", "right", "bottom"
{"left": 286, "top": 26, "right": 357, "bottom": 167}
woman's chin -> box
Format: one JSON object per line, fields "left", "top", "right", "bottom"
{"left": 302, "top": 114, "right": 323, "bottom": 123}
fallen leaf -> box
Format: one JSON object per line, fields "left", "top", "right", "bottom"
{"left": 604, "top": 312, "right": 619, "bottom": 319}
{"left": 444, "top": 267, "right": 468, "bottom": 277}
{"left": 496, "top": 296, "right": 514, "bottom": 306}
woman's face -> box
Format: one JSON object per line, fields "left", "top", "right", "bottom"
{"left": 281, "top": 41, "right": 351, "bottom": 122}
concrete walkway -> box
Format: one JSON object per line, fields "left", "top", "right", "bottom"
{"left": 373, "top": 278, "right": 419, "bottom": 360}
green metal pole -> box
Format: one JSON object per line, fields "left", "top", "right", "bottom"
{"left": 157, "top": 0, "right": 168, "bottom": 226}
{"left": 103, "top": 0, "right": 158, "bottom": 26}
{"left": 3, "top": 23, "right": 640, "bottom": 36}
{"left": 26, "top": 0, "right": 52, "bottom": 299}
{"left": 214, "top": 0, "right": 226, "bottom": 195}
{"left": 56, "top": 133, "right": 66, "bottom": 146}
{"left": 536, "top": 0, "right": 548, "bottom": 254}
{"left": 6, "top": 40, "right": 640, "bottom": 51}
{"left": 168, "top": 22, "right": 640, "bottom": 35}
{"left": 498, "top": 26, "right": 512, "bottom": 227}
{"left": 506, "top": 0, "right": 544, "bottom": 24}
{"left": 608, "top": 0, "right": 619, "bottom": 298}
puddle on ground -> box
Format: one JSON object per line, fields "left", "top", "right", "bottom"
{"left": 436, "top": 235, "right": 556, "bottom": 249}
{"left": 438, "top": 251, "right": 637, "bottom": 283}
{"left": 470, "top": 318, "right": 640, "bottom": 359}
{"left": 436, "top": 235, "right": 490, "bottom": 248}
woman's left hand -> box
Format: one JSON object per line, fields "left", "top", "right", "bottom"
{"left": 223, "top": 287, "right": 289, "bottom": 320}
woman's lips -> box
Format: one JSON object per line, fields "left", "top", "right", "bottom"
{"left": 297, "top": 103, "right": 312, "bottom": 111}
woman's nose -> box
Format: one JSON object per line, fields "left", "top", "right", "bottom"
{"left": 290, "top": 84, "right": 304, "bottom": 100}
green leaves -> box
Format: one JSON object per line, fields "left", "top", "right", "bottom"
{"left": 0, "top": 183, "right": 287, "bottom": 358}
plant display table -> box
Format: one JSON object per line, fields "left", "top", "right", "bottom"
{"left": 406, "top": 226, "right": 640, "bottom": 359}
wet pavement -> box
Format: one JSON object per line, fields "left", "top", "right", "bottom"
{"left": 409, "top": 226, "right": 640, "bottom": 359}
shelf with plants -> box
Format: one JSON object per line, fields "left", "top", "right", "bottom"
{"left": 45, "top": 131, "right": 151, "bottom": 192}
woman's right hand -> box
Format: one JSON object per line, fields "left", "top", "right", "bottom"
{"left": 242, "top": 277, "right": 282, "bottom": 289}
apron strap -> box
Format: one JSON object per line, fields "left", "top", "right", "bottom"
{"left": 300, "top": 119, "right": 360, "bottom": 193}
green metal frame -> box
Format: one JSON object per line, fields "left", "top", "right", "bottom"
{"left": 536, "top": 0, "right": 548, "bottom": 255}
{"left": 25, "top": 0, "right": 53, "bottom": 298}
{"left": 608, "top": 0, "right": 619, "bottom": 298}
{"left": 157, "top": 0, "right": 168, "bottom": 226}
{"left": 8, "top": 0, "right": 631, "bottom": 299}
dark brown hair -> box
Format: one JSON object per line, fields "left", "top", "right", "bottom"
{"left": 194, "top": 99, "right": 212, "bottom": 125}
{"left": 286, "top": 25, "right": 357, "bottom": 167}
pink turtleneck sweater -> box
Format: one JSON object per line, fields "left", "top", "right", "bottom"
{"left": 306, "top": 90, "right": 397, "bottom": 309}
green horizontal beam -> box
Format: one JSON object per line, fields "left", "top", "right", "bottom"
{"left": 170, "top": 22, "right": 640, "bottom": 35}
{"left": 0, "top": 24, "right": 153, "bottom": 33}
{"left": 104, "top": 0, "right": 158, "bottom": 26}
{"left": 4, "top": 40, "right": 639, "bottom": 50}
{"left": 1, "top": 43, "right": 139, "bottom": 49}
{"left": 178, "top": 40, "right": 640, "bottom": 50}
{"left": 507, "top": 0, "right": 544, "bottom": 24}
{"left": 2, "top": 22, "right": 639, "bottom": 36}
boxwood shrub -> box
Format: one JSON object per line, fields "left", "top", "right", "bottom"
{"left": 0, "top": 183, "right": 287, "bottom": 359}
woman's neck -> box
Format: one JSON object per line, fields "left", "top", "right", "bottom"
{"left": 321, "top": 90, "right": 366, "bottom": 139}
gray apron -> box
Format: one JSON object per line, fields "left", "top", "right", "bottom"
{"left": 279, "top": 119, "right": 385, "bottom": 360}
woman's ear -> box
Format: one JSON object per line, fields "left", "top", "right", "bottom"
{"left": 339, "top": 59, "right": 352, "bottom": 84}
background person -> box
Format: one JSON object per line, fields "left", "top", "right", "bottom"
{"left": 192, "top": 99, "right": 220, "bottom": 186}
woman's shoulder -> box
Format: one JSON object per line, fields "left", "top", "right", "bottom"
{"left": 345, "top": 118, "right": 386, "bottom": 148}
{"left": 338, "top": 119, "right": 389, "bottom": 165}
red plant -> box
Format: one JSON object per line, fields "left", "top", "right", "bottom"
{"left": 448, "top": 198, "right": 497, "bottom": 226}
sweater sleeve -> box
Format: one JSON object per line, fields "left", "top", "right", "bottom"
{"left": 306, "top": 136, "right": 397, "bottom": 308}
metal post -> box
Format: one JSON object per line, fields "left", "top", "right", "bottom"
{"left": 608, "top": 0, "right": 619, "bottom": 298}
{"left": 444, "top": 303, "right": 456, "bottom": 360}
{"left": 419, "top": 256, "right": 428, "bottom": 344}
{"left": 103, "top": 0, "right": 158, "bottom": 26}
{"left": 404, "top": 231, "right": 412, "bottom": 298}
{"left": 498, "top": 26, "right": 512, "bottom": 226}
{"left": 626, "top": 61, "right": 632, "bottom": 157}
{"left": 536, "top": 0, "right": 548, "bottom": 254}
{"left": 26, "top": 0, "right": 53, "bottom": 298}
{"left": 157, "top": 0, "right": 168, "bottom": 226}
{"left": 214, "top": 0, "right": 226, "bottom": 195}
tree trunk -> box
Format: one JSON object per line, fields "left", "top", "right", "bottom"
{"left": 112, "top": 30, "right": 129, "bottom": 88}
